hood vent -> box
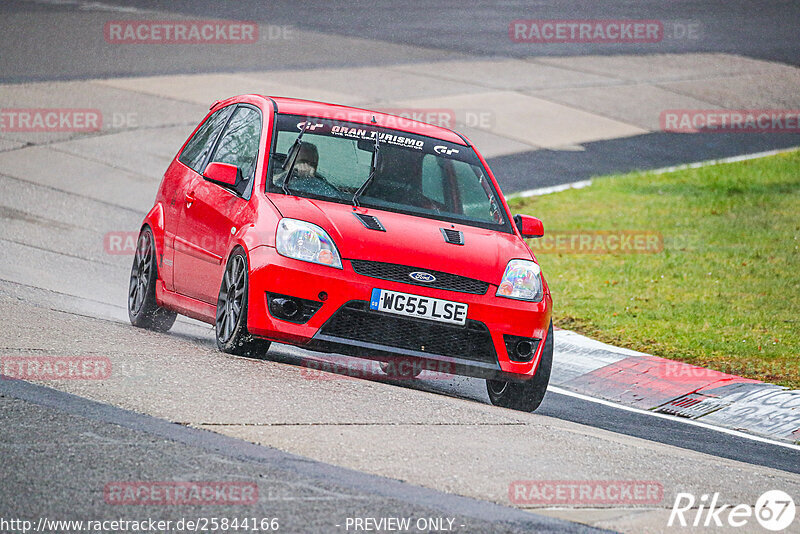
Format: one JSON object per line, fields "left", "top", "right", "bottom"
{"left": 354, "top": 213, "right": 385, "bottom": 231}
{"left": 441, "top": 228, "right": 464, "bottom": 245}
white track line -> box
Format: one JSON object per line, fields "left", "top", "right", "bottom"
{"left": 549, "top": 386, "right": 800, "bottom": 451}
{"left": 22, "top": 0, "right": 150, "bottom": 13}
{"left": 509, "top": 180, "right": 592, "bottom": 199}
{"left": 647, "top": 146, "right": 800, "bottom": 175}
{"left": 509, "top": 146, "right": 800, "bottom": 198}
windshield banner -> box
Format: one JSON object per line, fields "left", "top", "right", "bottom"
{"left": 277, "top": 114, "right": 473, "bottom": 162}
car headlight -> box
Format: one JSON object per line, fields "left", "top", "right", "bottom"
{"left": 276, "top": 218, "right": 343, "bottom": 269}
{"left": 496, "top": 259, "right": 543, "bottom": 302}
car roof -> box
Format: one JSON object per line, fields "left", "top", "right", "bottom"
{"left": 266, "top": 96, "right": 468, "bottom": 146}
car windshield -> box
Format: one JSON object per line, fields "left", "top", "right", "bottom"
{"left": 268, "top": 113, "right": 509, "bottom": 231}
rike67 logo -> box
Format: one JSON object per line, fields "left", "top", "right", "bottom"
{"left": 669, "top": 490, "right": 796, "bottom": 531}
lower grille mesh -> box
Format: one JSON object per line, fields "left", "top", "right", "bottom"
{"left": 319, "top": 302, "right": 497, "bottom": 364}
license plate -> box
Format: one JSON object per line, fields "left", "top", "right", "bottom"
{"left": 369, "top": 289, "right": 468, "bottom": 326}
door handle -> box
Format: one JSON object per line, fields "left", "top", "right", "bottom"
{"left": 185, "top": 191, "right": 195, "bottom": 207}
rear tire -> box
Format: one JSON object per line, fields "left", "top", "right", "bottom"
{"left": 215, "top": 249, "right": 271, "bottom": 357}
{"left": 486, "top": 321, "right": 553, "bottom": 412}
{"left": 128, "top": 227, "right": 177, "bottom": 332}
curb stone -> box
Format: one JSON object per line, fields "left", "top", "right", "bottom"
{"left": 552, "top": 329, "right": 800, "bottom": 444}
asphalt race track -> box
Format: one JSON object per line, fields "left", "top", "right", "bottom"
{"left": 3, "top": 0, "right": 800, "bottom": 192}
{"left": 1, "top": 1, "right": 799, "bottom": 533}
{"left": 0, "top": 378, "right": 599, "bottom": 534}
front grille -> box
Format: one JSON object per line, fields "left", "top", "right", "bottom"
{"left": 319, "top": 302, "right": 497, "bottom": 364}
{"left": 350, "top": 260, "right": 489, "bottom": 295}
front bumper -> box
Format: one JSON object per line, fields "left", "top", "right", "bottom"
{"left": 246, "top": 245, "right": 552, "bottom": 380}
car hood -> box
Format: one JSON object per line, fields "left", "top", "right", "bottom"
{"left": 267, "top": 195, "right": 533, "bottom": 285}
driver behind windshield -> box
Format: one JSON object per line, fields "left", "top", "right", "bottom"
{"left": 364, "top": 146, "right": 441, "bottom": 211}
{"left": 275, "top": 142, "right": 319, "bottom": 187}
{"left": 364, "top": 146, "right": 421, "bottom": 204}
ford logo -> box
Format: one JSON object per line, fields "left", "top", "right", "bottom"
{"left": 409, "top": 271, "right": 436, "bottom": 283}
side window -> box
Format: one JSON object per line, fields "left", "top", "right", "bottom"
{"left": 210, "top": 106, "right": 262, "bottom": 184}
{"left": 179, "top": 107, "right": 233, "bottom": 173}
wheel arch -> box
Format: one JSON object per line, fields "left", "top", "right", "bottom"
{"left": 140, "top": 202, "right": 166, "bottom": 269}
{"left": 226, "top": 223, "right": 264, "bottom": 274}
{"left": 223, "top": 237, "right": 267, "bottom": 338}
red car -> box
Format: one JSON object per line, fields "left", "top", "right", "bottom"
{"left": 128, "top": 95, "right": 553, "bottom": 411}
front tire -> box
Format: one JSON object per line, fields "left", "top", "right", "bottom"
{"left": 486, "top": 321, "right": 553, "bottom": 412}
{"left": 128, "top": 227, "right": 177, "bottom": 332}
{"left": 215, "top": 249, "right": 271, "bottom": 357}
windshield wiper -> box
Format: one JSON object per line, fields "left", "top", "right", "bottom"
{"left": 352, "top": 129, "right": 381, "bottom": 207}
{"left": 282, "top": 120, "right": 310, "bottom": 194}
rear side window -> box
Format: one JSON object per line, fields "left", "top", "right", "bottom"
{"left": 179, "top": 106, "right": 233, "bottom": 173}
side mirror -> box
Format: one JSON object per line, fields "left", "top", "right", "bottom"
{"left": 203, "top": 162, "right": 240, "bottom": 187}
{"left": 514, "top": 214, "right": 544, "bottom": 239}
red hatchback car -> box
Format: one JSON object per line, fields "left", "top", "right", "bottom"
{"left": 128, "top": 95, "right": 553, "bottom": 411}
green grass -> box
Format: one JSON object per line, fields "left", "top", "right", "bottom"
{"left": 509, "top": 150, "right": 800, "bottom": 388}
